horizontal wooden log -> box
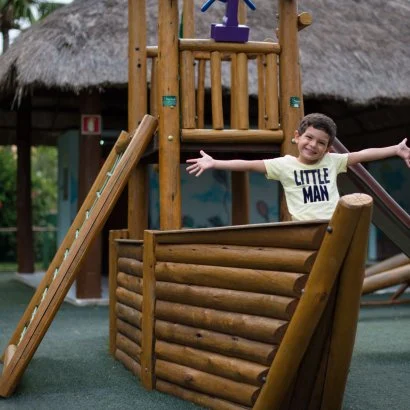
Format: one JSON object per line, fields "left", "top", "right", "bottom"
{"left": 156, "top": 340, "right": 268, "bottom": 386}
{"left": 156, "top": 379, "right": 250, "bottom": 410}
{"left": 115, "top": 349, "right": 141, "bottom": 379}
{"left": 117, "top": 257, "right": 143, "bottom": 277}
{"left": 116, "top": 287, "right": 142, "bottom": 311}
{"left": 156, "top": 359, "right": 260, "bottom": 407}
{"left": 297, "top": 12, "right": 312, "bottom": 31}
{"left": 152, "top": 222, "right": 327, "bottom": 250}
{"left": 155, "top": 262, "right": 306, "bottom": 298}
{"left": 155, "top": 300, "right": 287, "bottom": 344}
{"left": 116, "top": 240, "right": 143, "bottom": 260}
{"left": 116, "top": 333, "right": 141, "bottom": 362}
{"left": 181, "top": 129, "right": 283, "bottom": 143}
{"left": 179, "top": 39, "right": 280, "bottom": 55}
{"left": 156, "top": 281, "right": 297, "bottom": 320}
{"left": 362, "top": 264, "right": 410, "bottom": 294}
{"left": 155, "top": 320, "right": 276, "bottom": 366}
{"left": 156, "top": 244, "right": 316, "bottom": 273}
{"left": 147, "top": 46, "right": 158, "bottom": 58}
{"left": 116, "top": 303, "right": 142, "bottom": 328}
{"left": 117, "top": 272, "right": 142, "bottom": 294}
{"left": 192, "top": 50, "right": 262, "bottom": 61}
{"left": 365, "top": 253, "right": 409, "bottom": 277}
{"left": 117, "top": 319, "right": 141, "bottom": 345}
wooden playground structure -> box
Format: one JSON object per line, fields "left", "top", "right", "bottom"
{"left": 3, "top": 0, "right": 405, "bottom": 408}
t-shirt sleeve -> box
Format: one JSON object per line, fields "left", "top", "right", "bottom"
{"left": 263, "top": 158, "right": 283, "bottom": 180}
{"left": 330, "top": 153, "right": 348, "bottom": 174}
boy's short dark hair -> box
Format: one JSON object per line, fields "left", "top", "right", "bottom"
{"left": 298, "top": 113, "right": 337, "bottom": 146}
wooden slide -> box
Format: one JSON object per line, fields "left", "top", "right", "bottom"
{"left": 0, "top": 115, "right": 158, "bottom": 398}
{"left": 109, "top": 193, "right": 373, "bottom": 410}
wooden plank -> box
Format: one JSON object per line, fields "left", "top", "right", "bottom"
{"left": 127, "top": 0, "right": 148, "bottom": 240}
{"left": 155, "top": 262, "right": 306, "bottom": 298}
{"left": 236, "top": 52, "right": 249, "bottom": 130}
{"left": 158, "top": 0, "right": 181, "bottom": 230}
{"left": 116, "top": 287, "right": 143, "bottom": 311}
{"left": 180, "top": 50, "right": 196, "bottom": 128}
{"left": 155, "top": 320, "right": 277, "bottom": 366}
{"left": 117, "top": 318, "right": 142, "bottom": 345}
{"left": 116, "top": 303, "right": 142, "bottom": 328}
{"left": 155, "top": 360, "right": 260, "bottom": 407}
{"left": 155, "top": 281, "right": 297, "bottom": 320}
{"left": 117, "top": 272, "right": 143, "bottom": 294}
{"left": 253, "top": 194, "right": 373, "bottom": 410}
{"left": 196, "top": 59, "right": 206, "bottom": 128}
{"left": 116, "top": 333, "right": 141, "bottom": 362}
{"left": 115, "top": 349, "right": 141, "bottom": 379}
{"left": 156, "top": 379, "right": 250, "bottom": 410}
{"left": 117, "top": 240, "right": 143, "bottom": 260}
{"left": 362, "top": 264, "right": 410, "bottom": 294}
{"left": 140, "top": 230, "right": 156, "bottom": 390}
{"left": 257, "top": 54, "right": 266, "bottom": 129}
{"left": 321, "top": 197, "right": 373, "bottom": 410}
{"left": 156, "top": 340, "right": 268, "bottom": 386}
{"left": 179, "top": 39, "right": 280, "bottom": 54}
{"left": 155, "top": 244, "right": 317, "bottom": 273}
{"left": 181, "top": 128, "right": 283, "bottom": 143}
{"left": 265, "top": 52, "right": 279, "bottom": 130}
{"left": 155, "top": 300, "right": 287, "bottom": 344}
{"left": 117, "top": 257, "right": 143, "bottom": 276}
{"left": 0, "top": 115, "right": 158, "bottom": 398}
{"left": 211, "top": 51, "right": 224, "bottom": 130}
{"left": 152, "top": 222, "right": 327, "bottom": 249}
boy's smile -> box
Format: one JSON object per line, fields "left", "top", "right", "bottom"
{"left": 294, "top": 126, "right": 330, "bottom": 165}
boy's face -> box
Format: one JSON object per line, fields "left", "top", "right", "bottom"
{"left": 294, "top": 126, "right": 330, "bottom": 165}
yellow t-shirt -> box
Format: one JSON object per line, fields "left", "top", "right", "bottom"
{"left": 264, "top": 153, "right": 348, "bottom": 221}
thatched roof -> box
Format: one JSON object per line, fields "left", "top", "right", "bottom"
{"left": 0, "top": 0, "right": 409, "bottom": 105}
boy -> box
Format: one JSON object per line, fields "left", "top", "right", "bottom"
{"left": 186, "top": 113, "right": 410, "bottom": 221}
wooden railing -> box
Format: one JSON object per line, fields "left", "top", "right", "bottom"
{"left": 147, "top": 39, "right": 284, "bottom": 145}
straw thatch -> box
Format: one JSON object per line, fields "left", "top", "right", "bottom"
{"left": 0, "top": 0, "right": 409, "bottom": 105}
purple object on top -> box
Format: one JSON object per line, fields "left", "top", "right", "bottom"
{"left": 201, "top": 0, "right": 256, "bottom": 43}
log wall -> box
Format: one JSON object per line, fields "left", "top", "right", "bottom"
{"left": 112, "top": 221, "right": 328, "bottom": 409}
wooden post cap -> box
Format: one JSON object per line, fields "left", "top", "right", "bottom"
{"left": 339, "top": 193, "right": 373, "bottom": 209}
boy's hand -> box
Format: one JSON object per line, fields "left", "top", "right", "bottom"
{"left": 186, "top": 150, "right": 214, "bottom": 176}
{"left": 397, "top": 138, "right": 410, "bottom": 168}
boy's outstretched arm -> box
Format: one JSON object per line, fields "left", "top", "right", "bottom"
{"left": 347, "top": 138, "right": 410, "bottom": 168}
{"left": 186, "top": 150, "right": 266, "bottom": 177}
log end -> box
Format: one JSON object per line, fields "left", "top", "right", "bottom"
{"left": 339, "top": 193, "right": 373, "bottom": 209}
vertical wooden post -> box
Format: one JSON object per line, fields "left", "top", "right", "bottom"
{"left": 231, "top": 9, "right": 249, "bottom": 225}
{"left": 128, "top": 0, "right": 148, "bottom": 239}
{"left": 210, "top": 51, "right": 224, "bottom": 130}
{"left": 77, "top": 90, "right": 102, "bottom": 298}
{"left": 182, "top": 0, "right": 195, "bottom": 37}
{"left": 141, "top": 230, "right": 156, "bottom": 390}
{"left": 196, "top": 59, "right": 206, "bottom": 129}
{"left": 16, "top": 96, "right": 34, "bottom": 273}
{"left": 278, "top": 0, "right": 303, "bottom": 221}
{"left": 158, "top": 0, "right": 181, "bottom": 230}
{"left": 321, "top": 200, "right": 373, "bottom": 409}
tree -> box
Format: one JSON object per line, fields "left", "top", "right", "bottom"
{"left": 0, "top": 0, "right": 65, "bottom": 53}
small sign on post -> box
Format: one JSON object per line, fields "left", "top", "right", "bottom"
{"left": 81, "top": 115, "right": 102, "bottom": 135}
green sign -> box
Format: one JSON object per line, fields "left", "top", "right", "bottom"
{"left": 290, "top": 96, "right": 300, "bottom": 108}
{"left": 162, "top": 95, "right": 177, "bottom": 107}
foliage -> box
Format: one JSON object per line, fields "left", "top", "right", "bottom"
{"left": 0, "top": 145, "right": 57, "bottom": 263}
{"left": 0, "top": 0, "right": 66, "bottom": 52}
